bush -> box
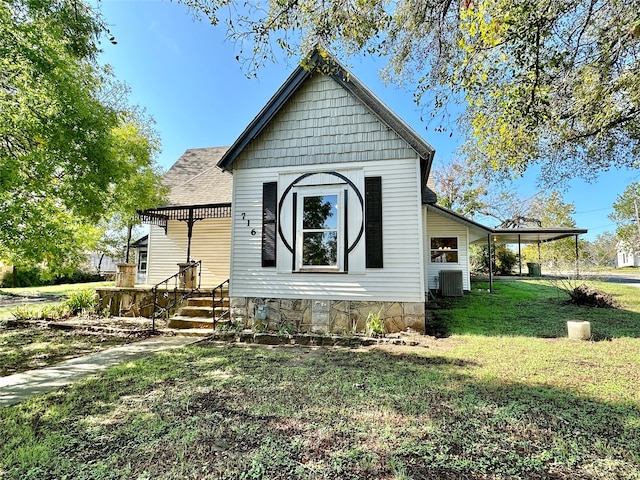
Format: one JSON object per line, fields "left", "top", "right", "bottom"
{"left": 65, "top": 289, "right": 96, "bottom": 315}
{"left": 365, "top": 309, "right": 386, "bottom": 337}
{"left": 1, "top": 267, "right": 104, "bottom": 288}
{"left": 469, "top": 244, "right": 519, "bottom": 275}
{"left": 495, "top": 246, "right": 518, "bottom": 274}
{"left": 11, "top": 303, "right": 69, "bottom": 321}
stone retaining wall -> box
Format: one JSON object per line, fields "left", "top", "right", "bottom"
{"left": 95, "top": 288, "right": 211, "bottom": 318}
{"left": 230, "top": 297, "right": 425, "bottom": 334}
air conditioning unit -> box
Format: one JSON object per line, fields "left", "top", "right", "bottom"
{"left": 439, "top": 270, "right": 463, "bottom": 297}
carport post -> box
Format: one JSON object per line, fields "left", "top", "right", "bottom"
{"left": 488, "top": 233, "right": 493, "bottom": 293}
{"left": 518, "top": 234, "right": 522, "bottom": 276}
{"left": 575, "top": 234, "right": 580, "bottom": 277}
{"left": 538, "top": 241, "right": 541, "bottom": 262}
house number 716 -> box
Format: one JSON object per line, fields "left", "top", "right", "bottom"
{"left": 241, "top": 213, "right": 257, "bottom": 235}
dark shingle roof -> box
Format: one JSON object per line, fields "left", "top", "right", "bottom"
{"left": 163, "top": 147, "right": 233, "bottom": 207}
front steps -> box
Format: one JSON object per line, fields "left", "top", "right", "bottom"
{"left": 167, "top": 290, "right": 230, "bottom": 330}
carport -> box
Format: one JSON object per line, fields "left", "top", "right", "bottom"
{"left": 476, "top": 227, "right": 588, "bottom": 293}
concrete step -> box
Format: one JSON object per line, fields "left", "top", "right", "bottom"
{"left": 187, "top": 297, "right": 229, "bottom": 308}
{"left": 167, "top": 316, "right": 230, "bottom": 329}
{"left": 177, "top": 306, "right": 213, "bottom": 318}
{"left": 176, "top": 305, "right": 229, "bottom": 317}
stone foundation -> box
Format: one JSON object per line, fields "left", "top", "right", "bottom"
{"left": 95, "top": 287, "right": 210, "bottom": 318}
{"left": 230, "top": 297, "right": 425, "bottom": 334}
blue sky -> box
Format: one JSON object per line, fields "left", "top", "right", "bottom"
{"left": 95, "top": 0, "right": 639, "bottom": 241}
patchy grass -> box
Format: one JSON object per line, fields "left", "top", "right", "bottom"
{"left": 0, "top": 282, "right": 113, "bottom": 320}
{"left": 429, "top": 279, "right": 640, "bottom": 339}
{"left": 1, "top": 279, "right": 639, "bottom": 479}
{"left": 1, "top": 340, "right": 639, "bottom": 479}
{"left": 0, "top": 281, "right": 113, "bottom": 298}
{"left": 0, "top": 324, "right": 148, "bottom": 377}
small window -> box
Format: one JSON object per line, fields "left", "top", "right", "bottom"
{"left": 138, "top": 251, "right": 148, "bottom": 272}
{"left": 430, "top": 237, "right": 458, "bottom": 263}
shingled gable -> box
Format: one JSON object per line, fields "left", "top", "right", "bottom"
{"left": 216, "top": 49, "right": 435, "bottom": 185}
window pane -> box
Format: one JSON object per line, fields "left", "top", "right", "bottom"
{"left": 431, "top": 251, "right": 458, "bottom": 263}
{"left": 430, "top": 237, "right": 458, "bottom": 250}
{"left": 303, "top": 232, "right": 337, "bottom": 266}
{"left": 303, "top": 195, "right": 338, "bottom": 229}
{"left": 138, "top": 252, "right": 148, "bottom": 271}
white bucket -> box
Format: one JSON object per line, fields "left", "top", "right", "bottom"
{"left": 567, "top": 321, "right": 591, "bottom": 340}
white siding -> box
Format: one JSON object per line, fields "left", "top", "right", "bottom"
{"left": 425, "top": 208, "right": 471, "bottom": 291}
{"left": 230, "top": 159, "right": 425, "bottom": 302}
{"left": 233, "top": 74, "right": 418, "bottom": 170}
{"left": 146, "top": 218, "right": 231, "bottom": 286}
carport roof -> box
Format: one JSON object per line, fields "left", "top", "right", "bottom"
{"left": 427, "top": 204, "right": 588, "bottom": 244}
{"left": 472, "top": 228, "right": 589, "bottom": 245}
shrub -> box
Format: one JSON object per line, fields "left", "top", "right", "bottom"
{"left": 495, "top": 245, "right": 518, "bottom": 274}
{"left": 365, "top": 309, "right": 386, "bottom": 337}
{"left": 65, "top": 289, "right": 96, "bottom": 315}
{"left": 1, "top": 267, "right": 104, "bottom": 288}
{"left": 10, "top": 303, "right": 68, "bottom": 321}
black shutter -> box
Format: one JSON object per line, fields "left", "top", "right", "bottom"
{"left": 365, "top": 176, "right": 383, "bottom": 268}
{"left": 262, "top": 182, "right": 277, "bottom": 267}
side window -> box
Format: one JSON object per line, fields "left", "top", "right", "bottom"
{"left": 430, "top": 237, "right": 459, "bottom": 263}
{"left": 138, "top": 251, "right": 148, "bottom": 272}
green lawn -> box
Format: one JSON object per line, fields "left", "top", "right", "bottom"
{"left": 0, "top": 282, "right": 113, "bottom": 320}
{"left": 1, "top": 279, "right": 639, "bottom": 479}
{"left": 430, "top": 279, "right": 640, "bottom": 339}
{"left": 0, "top": 325, "right": 145, "bottom": 377}
{"left": 0, "top": 281, "right": 113, "bottom": 298}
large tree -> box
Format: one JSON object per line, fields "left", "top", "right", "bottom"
{"left": 0, "top": 0, "right": 165, "bottom": 273}
{"left": 432, "top": 157, "right": 537, "bottom": 227}
{"left": 181, "top": 0, "right": 640, "bottom": 184}
{"left": 521, "top": 190, "right": 582, "bottom": 266}
{"left": 583, "top": 232, "right": 618, "bottom": 267}
{"left": 609, "top": 182, "right": 640, "bottom": 254}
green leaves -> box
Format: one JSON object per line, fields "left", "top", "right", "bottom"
{"left": 0, "top": 1, "right": 165, "bottom": 274}
{"left": 180, "top": 0, "right": 640, "bottom": 185}
{"left": 609, "top": 182, "right": 640, "bottom": 254}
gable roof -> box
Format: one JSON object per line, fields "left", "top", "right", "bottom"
{"left": 129, "top": 234, "right": 148, "bottom": 248}
{"left": 217, "top": 49, "right": 435, "bottom": 176}
{"left": 163, "top": 147, "right": 233, "bottom": 207}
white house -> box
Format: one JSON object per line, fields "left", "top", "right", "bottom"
{"left": 138, "top": 49, "right": 586, "bottom": 333}
{"left": 616, "top": 242, "right": 640, "bottom": 267}
{"left": 213, "top": 49, "right": 494, "bottom": 333}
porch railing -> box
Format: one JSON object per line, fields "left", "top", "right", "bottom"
{"left": 212, "top": 278, "right": 230, "bottom": 330}
{"left": 151, "top": 260, "right": 202, "bottom": 333}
